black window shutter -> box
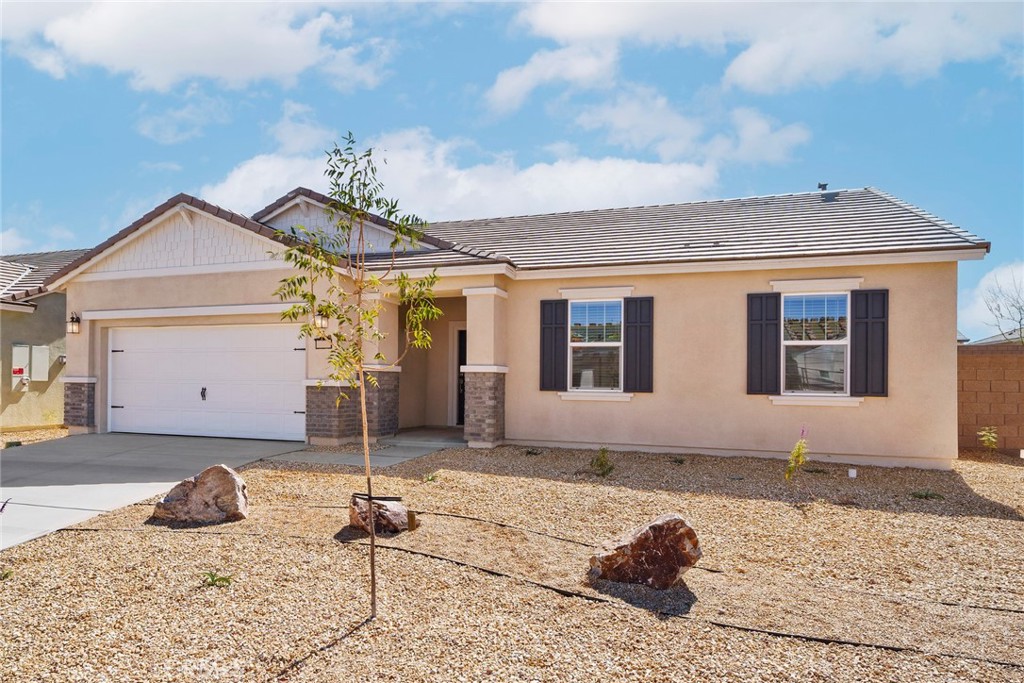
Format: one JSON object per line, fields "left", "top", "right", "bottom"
{"left": 624, "top": 297, "right": 654, "bottom": 393}
{"left": 540, "top": 300, "right": 568, "bottom": 391}
{"left": 851, "top": 289, "right": 888, "bottom": 397}
{"left": 747, "top": 293, "right": 781, "bottom": 395}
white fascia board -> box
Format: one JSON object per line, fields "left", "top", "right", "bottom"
{"left": 260, "top": 196, "right": 311, "bottom": 223}
{"left": 460, "top": 365, "right": 509, "bottom": 373}
{"left": 82, "top": 303, "right": 296, "bottom": 320}
{"left": 770, "top": 277, "right": 864, "bottom": 293}
{"left": 512, "top": 248, "right": 988, "bottom": 281}
{"left": 0, "top": 301, "right": 36, "bottom": 312}
{"left": 382, "top": 263, "right": 515, "bottom": 280}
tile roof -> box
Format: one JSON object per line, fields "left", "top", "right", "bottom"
{"left": 1, "top": 249, "right": 91, "bottom": 301}
{"left": 423, "top": 187, "right": 989, "bottom": 270}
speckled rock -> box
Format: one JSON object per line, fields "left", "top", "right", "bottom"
{"left": 152, "top": 464, "right": 248, "bottom": 523}
{"left": 349, "top": 495, "right": 410, "bottom": 534}
{"left": 590, "top": 513, "right": 701, "bottom": 589}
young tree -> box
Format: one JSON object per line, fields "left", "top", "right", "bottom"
{"left": 274, "top": 133, "right": 441, "bottom": 619}
{"left": 982, "top": 268, "right": 1024, "bottom": 345}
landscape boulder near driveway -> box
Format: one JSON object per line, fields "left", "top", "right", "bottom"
{"left": 152, "top": 464, "right": 249, "bottom": 523}
{"left": 589, "top": 513, "right": 702, "bottom": 590}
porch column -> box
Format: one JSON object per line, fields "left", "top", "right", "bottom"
{"left": 462, "top": 287, "right": 508, "bottom": 448}
{"left": 63, "top": 315, "right": 97, "bottom": 435}
{"left": 304, "top": 296, "right": 401, "bottom": 443}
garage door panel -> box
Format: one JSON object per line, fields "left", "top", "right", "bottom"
{"left": 109, "top": 325, "right": 305, "bottom": 441}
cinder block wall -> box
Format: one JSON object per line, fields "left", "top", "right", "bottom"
{"left": 958, "top": 345, "right": 1024, "bottom": 452}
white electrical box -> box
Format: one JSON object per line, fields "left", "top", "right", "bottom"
{"left": 31, "top": 345, "right": 50, "bottom": 381}
{"left": 11, "top": 344, "right": 30, "bottom": 389}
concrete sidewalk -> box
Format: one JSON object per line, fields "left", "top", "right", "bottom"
{"left": 262, "top": 428, "right": 467, "bottom": 468}
{"left": 1, "top": 434, "right": 304, "bottom": 551}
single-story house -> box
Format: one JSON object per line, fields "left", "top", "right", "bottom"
{"left": 1, "top": 249, "right": 91, "bottom": 431}
{"left": 34, "top": 187, "right": 989, "bottom": 469}
{"left": 969, "top": 328, "right": 1022, "bottom": 345}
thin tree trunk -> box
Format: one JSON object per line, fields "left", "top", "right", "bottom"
{"left": 358, "top": 366, "right": 376, "bottom": 619}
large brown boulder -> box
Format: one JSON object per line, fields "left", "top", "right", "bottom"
{"left": 152, "top": 465, "right": 249, "bottom": 523}
{"left": 589, "top": 513, "right": 702, "bottom": 590}
{"left": 349, "top": 495, "right": 409, "bottom": 535}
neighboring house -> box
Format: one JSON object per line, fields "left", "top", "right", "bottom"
{"left": 1, "top": 249, "right": 91, "bottom": 430}
{"left": 36, "top": 187, "right": 989, "bottom": 469}
{"left": 969, "top": 328, "right": 1023, "bottom": 345}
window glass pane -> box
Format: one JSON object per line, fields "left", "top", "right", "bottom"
{"left": 784, "top": 294, "right": 847, "bottom": 341}
{"left": 571, "top": 347, "right": 620, "bottom": 390}
{"left": 569, "top": 301, "right": 622, "bottom": 343}
{"left": 784, "top": 345, "right": 846, "bottom": 393}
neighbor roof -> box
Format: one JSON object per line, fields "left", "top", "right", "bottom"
{"left": 970, "top": 328, "right": 1023, "bottom": 345}
{"left": 1, "top": 249, "right": 91, "bottom": 301}
{"left": 423, "top": 187, "right": 989, "bottom": 270}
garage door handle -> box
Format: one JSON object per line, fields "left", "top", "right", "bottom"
{"left": 201, "top": 387, "right": 207, "bottom": 401}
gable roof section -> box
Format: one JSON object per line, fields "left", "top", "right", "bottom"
{"left": 252, "top": 186, "right": 458, "bottom": 252}
{"left": 423, "top": 187, "right": 990, "bottom": 270}
{"left": 1, "top": 248, "right": 91, "bottom": 302}
{"left": 43, "top": 193, "right": 296, "bottom": 294}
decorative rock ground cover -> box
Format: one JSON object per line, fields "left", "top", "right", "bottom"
{"left": 1, "top": 446, "right": 1021, "bottom": 682}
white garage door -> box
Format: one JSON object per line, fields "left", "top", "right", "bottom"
{"left": 109, "top": 324, "right": 305, "bottom": 441}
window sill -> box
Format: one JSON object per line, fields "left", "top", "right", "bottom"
{"left": 558, "top": 391, "right": 634, "bottom": 402}
{"left": 769, "top": 395, "right": 864, "bottom": 407}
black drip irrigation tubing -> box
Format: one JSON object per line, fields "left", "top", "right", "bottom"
{"left": 56, "top": 526, "right": 1022, "bottom": 670}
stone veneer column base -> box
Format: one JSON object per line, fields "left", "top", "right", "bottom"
{"left": 464, "top": 372, "right": 505, "bottom": 448}
{"left": 64, "top": 382, "right": 96, "bottom": 430}
{"left": 305, "top": 373, "right": 400, "bottom": 444}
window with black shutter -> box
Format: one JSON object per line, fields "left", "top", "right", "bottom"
{"left": 540, "top": 299, "right": 568, "bottom": 391}
{"left": 624, "top": 297, "right": 653, "bottom": 393}
{"left": 850, "top": 289, "right": 888, "bottom": 396}
{"left": 747, "top": 293, "right": 781, "bottom": 394}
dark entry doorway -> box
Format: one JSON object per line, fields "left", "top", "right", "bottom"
{"left": 457, "top": 329, "right": 467, "bottom": 426}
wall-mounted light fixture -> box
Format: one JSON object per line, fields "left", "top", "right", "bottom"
{"left": 57, "top": 354, "right": 68, "bottom": 365}
{"left": 313, "top": 311, "right": 329, "bottom": 332}
{"left": 67, "top": 312, "right": 81, "bottom": 335}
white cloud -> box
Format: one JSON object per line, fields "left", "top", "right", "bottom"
{"left": 486, "top": 44, "right": 618, "bottom": 113}
{"left": 0, "top": 229, "right": 34, "bottom": 254}
{"left": 706, "top": 108, "right": 811, "bottom": 164}
{"left": 1, "top": 2, "right": 393, "bottom": 92}
{"left": 200, "top": 126, "right": 719, "bottom": 221}
{"left": 136, "top": 88, "right": 230, "bottom": 144}
{"left": 576, "top": 85, "right": 703, "bottom": 161}
{"left": 1, "top": 224, "right": 79, "bottom": 254}
{"left": 958, "top": 261, "right": 1024, "bottom": 341}
{"left": 513, "top": 3, "right": 1021, "bottom": 96}
{"left": 321, "top": 37, "right": 396, "bottom": 92}
{"left": 270, "top": 101, "right": 337, "bottom": 155}
{"left": 139, "top": 161, "right": 183, "bottom": 173}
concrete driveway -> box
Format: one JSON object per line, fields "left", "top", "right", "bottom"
{"left": 0, "top": 433, "right": 304, "bottom": 551}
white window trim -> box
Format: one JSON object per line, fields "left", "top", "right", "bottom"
{"left": 780, "top": 291, "right": 851, "bottom": 397}
{"left": 558, "top": 391, "right": 634, "bottom": 402}
{"left": 769, "top": 395, "right": 864, "bottom": 407}
{"left": 567, "top": 298, "right": 624, "bottom": 392}
{"left": 771, "top": 277, "right": 863, "bottom": 293}
{"left": 560, "top": 286, "right": 633, "bottom": 300}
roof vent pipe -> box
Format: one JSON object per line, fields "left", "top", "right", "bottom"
{"left": 817, "top": 182, "right": 828, "bottom": 191}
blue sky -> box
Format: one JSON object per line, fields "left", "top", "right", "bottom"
{"left": 1, "top": 2, "right": 1021, "bottom": 339}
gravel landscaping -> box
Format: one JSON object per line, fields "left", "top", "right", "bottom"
{"left": 1, "top": 445, "right": 1022, "bottom": 682}
{"left": 2, "top": 426, "right": 68, "bottom": 447}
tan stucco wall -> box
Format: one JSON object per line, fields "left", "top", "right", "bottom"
{"left": 502, "top": 262, "right": 960, "bottom": 468}
{"left": 399, "top": 297, "right": 465, "bottom": 428}
{"left": 0, "top": 294, "right": 68, "bottom": 429}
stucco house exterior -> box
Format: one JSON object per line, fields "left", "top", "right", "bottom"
{"left": 33, "top": 187, "right": 989, "bottom": 469}
{"left": 1, "top": 249, "right": 91, "bottom": 431}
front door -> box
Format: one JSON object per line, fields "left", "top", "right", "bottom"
{"left": 457, "top": 329, "right": 467, "bottom": 426}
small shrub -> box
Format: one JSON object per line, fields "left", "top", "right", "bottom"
{"left": 590, "top": 446, "right": 614, "bottom": 477}
{"left": 3, "top": 441, "right": 22, "bottom": 449}
{"left": 670, "top": 456, "right": 686, "bottom": 465}
{"left": 911, "top": 489, "right": 945, "bottom": 501}
{"left": 200, "top": 571, "right": 232, "bottom": 588}
{"left": 0, "top": 568, "right": 12, "bottom": 581}
{"left": 977, "top": 426, "right": 999, "bottom": 454}
{"left": 524, "top": 448, "right": 543, "bottom": 456}
{"left": 422, "top": 472, "right": 438, "bottom": 483}
{"left": 785, "top": 429, "right": 809, "bottom": 482}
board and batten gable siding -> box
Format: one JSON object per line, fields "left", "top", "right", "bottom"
{"left": 500, "top": 261, "right": 959, "bottom": 469}
{"left": 81, "top": 210, "right": 283, "bottom": 274}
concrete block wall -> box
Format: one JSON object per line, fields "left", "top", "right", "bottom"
{"left": 957, "top": 345, "right": 1024, "bottom": 452}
